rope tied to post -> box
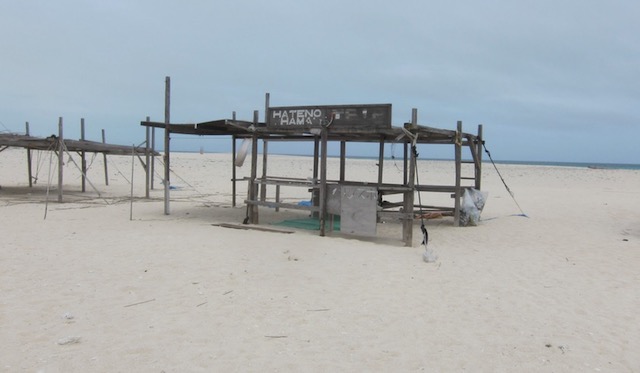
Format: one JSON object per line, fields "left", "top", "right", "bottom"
{"left": 482, "top": 142, "right": 528, "bottom": 218}
{"left": 410, "top": 140, "right": 438, "bottom": 263}
{"left": 412, "top": 145, "right": 428, "bottom": 245}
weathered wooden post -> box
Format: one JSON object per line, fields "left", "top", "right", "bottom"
{"left": 475, "top": 124, "right": 483, "bottom": 190}
{"left": 57, "top": 117, "right": 64, "bottom": 203}
{"left": 402, "top": 109, "right": 418, "bottom": 246}
{"left": 260, "top": 140, "right": 267, "bottom": 202}
{"left": 260, "top": 93, "right": 269, "bottom": 201}
{"left": 101, "top": 129, "right": 109, "bottom": 186}
{"left": 249, "top": 110, "right": 259, "bottom": 223}
{"left": 150, "top": 120, "right": 156, "bottom": 190}
{"left": 231, "top": 111, "right": 237, "bottom": 207}
{"left": 311, "top": 135, "right": 320, "bottom": 218}
{"left": 377, "top": 135, "right": 385, "bottom": 186}
{"left": 145, "top": 116, "right": 151, "bottom": 198}
{"left": 164, "top": 76, "right": 171, "bottom": 215}
{"left": 339, "top": 141, "right": 346, "bottom": 182}
{"left": 130, "top": 144, "right": 135, "bottom": 220}
{"left": 25, "top": 122, "right": 33, "bottom": 187}
{"left": 231, "top": 134, "right": 237, "bottom": 207}
{"left": 453, "top": 120, "right": 463, "bottom": 227}
{"left": 319, "top": 124, "right": 328, "bottom": 236}
{"left": 80, "top": 118, "right": 86, "bottom": 192}
{"left": 231, "top": 111, "right": 238, "bottom": 207}
{"left": 403, "top": 142, "right": 409, "bottom": 185}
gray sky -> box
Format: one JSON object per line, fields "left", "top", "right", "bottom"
{"left": 2, "top": 0, "right": 639, "bottom": 163}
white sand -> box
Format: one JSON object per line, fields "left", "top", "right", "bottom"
{"left": 1, "top": 147, "right": 639, "bottom": 371}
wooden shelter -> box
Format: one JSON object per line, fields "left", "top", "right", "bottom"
{"left": 141, "top": 91, "right": 484, "bottom": 246}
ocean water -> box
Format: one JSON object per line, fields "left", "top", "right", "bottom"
{"left": 492, "top": 160, "right": 640, "bottom": 170}
{"left": 341, "top": 155, "right": 640, "bottom": 170}
{"left": 173, "top": 148, "right": 640, "bottom": 171}
{"left": 168, "top": 136, "right": 639, "bottom": 170}
{"left": 338, "top": 155, "right": 640, "bottom": 170}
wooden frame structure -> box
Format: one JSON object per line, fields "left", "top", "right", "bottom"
{"left": 141, "top": 91, "right": 484, "bottom": 247}
{"left": 0, "top": 118, "right": 157, "bottom": 202}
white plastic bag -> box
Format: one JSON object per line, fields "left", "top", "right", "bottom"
{"left": 459, "top": 188, "right": 488, "bottom": 226}
{"left": 235, "top": 139, "right": 251, "bottom": 167}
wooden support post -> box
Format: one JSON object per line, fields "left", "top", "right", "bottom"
{"left": 264, "top": 93, "right": 270, "bottom": 121}
{"left": 150, "top": 123, "right": 155, "bottom": 190}
{"left": 231, "top": 111, "right": 238, "bottom": 207}
{"left": 57, "top": 117, "right": 64, "bottom": 203}
{"left": 260, "top": 93, "right": 270, "bottom": 201}
{"left": 232, "top": 112, "right": 238, "bottom": 207}
{"left": 403, "top": 146, "right": 415, "bottom": 246}
{"left": 411, "top": 108, "right": 418, "bottom": 128}
{"left": 260, "top": 139, "right": 268, "bottom": 201}
{"left": 377, "top": 137, "right": 385, "bottom": 224}
{"left": 377, "top": 136, "right": 384, "bottom": 186}
{"left": 313, "top": 137, "right": 320, "bottom": 181}
{"left": 402, "top": 109, "right": 417, "bottom": 246}
{"left": 475, "top": 124, "right": 483, "bottom": 190}
{"left": 312, "top": 135, "right": 320, "bottom": 217}
{"left": 25, "top": 122, "right": 33, "bottom": 187}
{"left": 249, "top": 110, "right": 259, "bottom": 223}
{"left": 164, "top": 76, "right": 171, "bottom": 215}
{"left": 231, "top": 135, "right": 237, "bottom": 207}
{"left": 453, "top": 120, "right": 463, "bottom": 227}
{"left": 403, "top": 143, "right": 408, "bottom": 185}
{"left": 339, "top": 141, "right": 346, "bottom": 182}
{"left": 80, "top": 118, "right": 86, "bottom": 192}
{"left": 319, "top": 126, "right": 328, "bottom": 237}
{"left": 130, "top": 144, "right": 135, "bottom": 220}
{"left": 407, "top": 106, "right": 417, "bottom": 185}
{"left": 101, "top": 129, "right": 109, "bottom": 185}
{"left": 275, "top": 185, "right": 280, "bottom": 212}
{"left": 145, "top": 116, "right": 151, "bottom": 199}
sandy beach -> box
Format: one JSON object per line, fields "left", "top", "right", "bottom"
{"left": 1, "top": 147, "right": 639, "bottom": 372}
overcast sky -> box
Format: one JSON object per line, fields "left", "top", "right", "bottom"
{"left": 1, "top": 1, "right": 639, "bottom": 163}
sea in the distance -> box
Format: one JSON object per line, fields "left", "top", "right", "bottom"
{"left": 490, "top": 160, "right": 640, "bottom": 170}
{"left": 186, "top": 149, "right": 640, "bottom": 171}
{"left": 327, "top": 154, "right": 640, "bottom": 170}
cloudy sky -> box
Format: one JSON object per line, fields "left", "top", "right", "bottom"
{"left": 1, "top": 1, "right": 638, "bottom": 163}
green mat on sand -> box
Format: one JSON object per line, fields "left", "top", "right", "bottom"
{"left": 273, "top": 217, "right": 341, "bottom": 231}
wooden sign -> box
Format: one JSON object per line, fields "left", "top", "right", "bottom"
{"left": 267, "top": 104, "right": 391, "bottom": 130}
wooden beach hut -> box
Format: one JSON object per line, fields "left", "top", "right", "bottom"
{"left": 141, "top": 89, "right": 484, "bottom": 247}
